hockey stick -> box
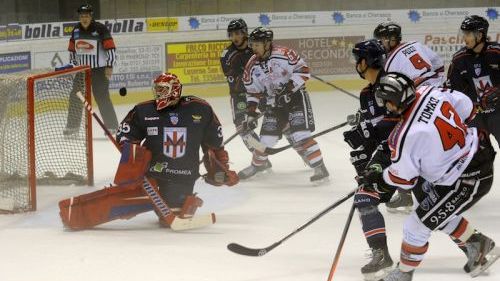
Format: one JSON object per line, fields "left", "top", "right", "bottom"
{"left": 75, "top": 92, "right": 215, "bottom": 231}
{"left": 311, "top": 74, "right": 359, "bottom": 100}
{"left": 227, "top": 188, "right": 357, "bottom": 256}
{"left": 224, "top": 114, "right": 264, "bottom": 145}
{"left": 326, "top": 203, "right": 356, "bottom": 281}
{"left": 244, "top": 121, "right": 348, "bottom": 155}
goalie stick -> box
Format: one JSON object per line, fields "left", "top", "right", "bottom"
{"left": 76, "top": 92, "right": 215, "bottom": 231}
{"left": 227, "top": 188, "right": 356, "bottom": 256}
{"left": 243, "top": 121, "right": 348, "bottom": 155}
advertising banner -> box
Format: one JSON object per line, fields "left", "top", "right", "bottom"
{"left": 0, "top": 52, "right": 31, "bottom": 74}
{"left": 166, "top": 40, "right": 229, "bottom": 84}
{"left": 110, "top": 45, "right": 163, "bottom": 89}
{"left": 276, "top": 36, "right": 364, "bottom": 75}
{"left": 146, "top": 17, "right": 179, "bottom": 32}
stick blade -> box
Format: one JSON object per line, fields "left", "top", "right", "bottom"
{"left": 170, "top": 213, "right": 216, "bottom": 231}
{"left": 227, "top": 243, "right": 269, "bottom": 257}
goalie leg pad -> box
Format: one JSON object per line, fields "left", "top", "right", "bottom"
{"left": 58, "top": 183, "right": 153, "bottom": 230}
{"left": 114, "top": 142, "right": 152, "bottom": 186}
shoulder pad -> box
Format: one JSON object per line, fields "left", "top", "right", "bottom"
{"left": 485, "top": 43, "right": 500, "bottom": 51}
{"left": 451, "top": 47, "right": 469, "bottom": 60}
{"left": 271, "top": 45, "right": 290, "bottom": 56}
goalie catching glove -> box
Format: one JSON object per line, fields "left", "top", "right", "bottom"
{"left": 203, "top": 147, "right": 239, "bottom": 186}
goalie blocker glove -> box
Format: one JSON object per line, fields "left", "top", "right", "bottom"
{"left": 203, "top": 147, "right": 239, "bottom": 186}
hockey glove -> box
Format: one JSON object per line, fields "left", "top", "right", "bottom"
{"left": 346, "top": 109, "right": 363, "bottom": 126}
{"left": 480, "top": 86, "right": 499, "bottom": 111}
{"left": 350, "top": 146, "right": 371, "bottom": 175}
{"left": 203, "top": 147, "right": 239, "bottom": 187}
{"left": 242, "top": 102, "right": 259, "bottom": 132}
{"left": 360, "top": 164, "right": 392, "bottom": 194}
{"left": 275, "top": 80, "right": 295, "bottom": 106}
{"left": 343, "top": 120, "right": 374, "bottom": 149}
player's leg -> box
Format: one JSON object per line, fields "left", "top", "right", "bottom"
{"left": 155, "top": 179, "right": 203, "bottom": 227}
{"left": 231, "top": 92, "right": 260, "bottom": 152}
{"left": 238, "top": 110, "right": 278, "bottom": 180}
{"left": 287, "top": 88, "right": 329, "bottom": 182}
{"left": 58, "top": 182, "right": 154, "bottom": 230}
{"left": 383, "top": 159, "right": 496, "bottom": 280}
{"left": 354, "top": 187, "right": 395, "bottom": 280}
{"left": 91, "top": 67, "right": 119, "bottom": 132}
{"left": 64, "top": 72, "right": 85, "bottom": 137}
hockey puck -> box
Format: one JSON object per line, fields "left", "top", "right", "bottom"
{"left": 119, "top": 87, "right": 127, "bottom": 96}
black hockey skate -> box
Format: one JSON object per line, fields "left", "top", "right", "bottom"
{"left": 310, "top": 164, "right": 330, "bottom": 184}
{"left": 386, "top": 190, "right": 413, "bottom": 214}
{"left": 362, "top": 247, "right": 394, "bottom": 281}
{"left": 378, "top": 266, "right": 414, "bottom": 281}
{"left": 464, "top": 232, "right": 500, "bottom": 277}
{"left": 238, "top": 160, "right": 272, "bottom": 180}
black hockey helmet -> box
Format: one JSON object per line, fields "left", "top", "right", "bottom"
{"left": 373, "top": 21, "right": 402, "bottom": 42}
{"left": 227, "top": 19, "right": 248, "bottom": 35}
{"left": 77, "top": 4, "right": 93, "bottom": 15}
{"left": 375, "top": 72, "right": 416, "bottom": 112}
{"left": 352, "top": 39, "right": 387, "bottom": 69}
{"left": 461, "top": 15, "right": 489, "bottom": 39}
{"left": 249, "top": 27, "right": 273, "bottom": 43}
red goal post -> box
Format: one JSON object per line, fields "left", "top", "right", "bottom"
{"left": 0, "top": 66, "right": 94, "bottom": 212}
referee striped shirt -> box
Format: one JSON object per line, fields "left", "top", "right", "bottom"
{"left": 68, "top": 21, "right": 117, "bottom": 69}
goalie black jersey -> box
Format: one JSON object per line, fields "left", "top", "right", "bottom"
{"left": 116, "top": 96, "right": 224, "bottom": 182}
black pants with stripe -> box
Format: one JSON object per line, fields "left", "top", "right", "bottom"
{"left": 416, "top": 142, "right": 495, "bottom": 231}
{"left": 66, "top": 67, "right": 118, "bottom": 131}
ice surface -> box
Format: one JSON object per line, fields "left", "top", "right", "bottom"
{"left": 0, "top": 90, "right": 498, "bottom": 281}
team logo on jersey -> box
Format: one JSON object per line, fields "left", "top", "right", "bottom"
{"left": 472, "top": 76, "right": 493, "bottom": 97}
{"left": 192, "top": 114, "right": 202, "bottom": 123}
{"left": 163, "top": 127, "right": 187, "bottom": 159}
{"left": 169, "top": 113, "right": 179, "bottom": 125}
{"left": 474, "top": 63, "right": 482, "bottom": 76}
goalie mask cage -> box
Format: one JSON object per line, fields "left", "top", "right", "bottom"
{"left": 0, "top": 66, "right": 94, "bottom": 213}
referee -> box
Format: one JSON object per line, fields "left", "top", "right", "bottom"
{"left": 64, "top": 3, "right": 118, "bottom": 137}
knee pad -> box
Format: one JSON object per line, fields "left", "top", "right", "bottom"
{"left": 403, "top": 212, "right": 432, "bottom": 247}
{"left": 357, "top": 205, "right": 379, "bottom": 217}
{"left": 289, "top": 130, "right": 311, "bottom": 144}
{"left": 260, "top": 135, "right": 280, "bottom": 147}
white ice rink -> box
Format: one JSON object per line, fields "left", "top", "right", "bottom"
{"left": 0, "top": 89, "right": 499, "bottom": 281}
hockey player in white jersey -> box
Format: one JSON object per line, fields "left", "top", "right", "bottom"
{"left": 373, "top": 21, "right": 445, "bottom": 213}
{"left": 238, "top": 27, "right": 329, "bottom": 183}
{"left": 360, "top": 72, "right": 499, "bottom": 281}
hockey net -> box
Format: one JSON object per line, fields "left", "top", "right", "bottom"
{"left": 0, "top": 66, "right": 94, "bottom": 213}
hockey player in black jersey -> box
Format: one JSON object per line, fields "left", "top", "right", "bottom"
{"left": 220, "top": 19, "right": 262, "bottom": 157}
{"left": 346, "top": 39, "right": 399, "bottom": 280}
{"left": 447, "top": 15, "right": 500, "bottom": 144}
{"left": 116, "top": 73, "right": 239, "bottom": 226}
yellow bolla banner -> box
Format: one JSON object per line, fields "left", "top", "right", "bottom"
{"left": 146, "top": 17, "right": 178, "bottom": 32}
